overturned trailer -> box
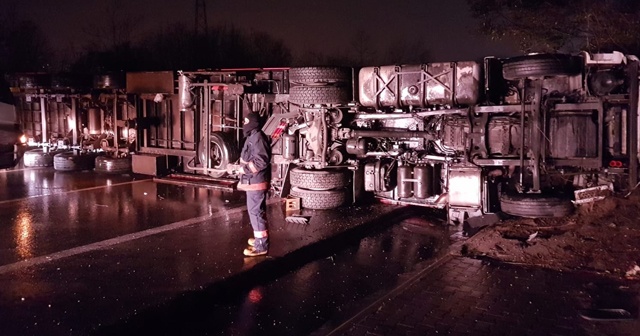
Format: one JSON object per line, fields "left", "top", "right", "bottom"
{"left": 128, "top": 51, "right": 640, "bottom": 223}
{"left": 8, "top": 73, "right": 136, "bottom": 172}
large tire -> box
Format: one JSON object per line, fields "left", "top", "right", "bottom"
{"left": 500, "top": 193, "right": 574, "bottom": 218}
{"left": 289, "top": 86, "right": 351, "bottom": 105}
{"left": 95, "top": 156, "right": 132, "bottom": 174}
{"left": 290, "top": 186, "right": 347, "bottom": 210}
{"left": 502, "top": 54, "right": 582, "bottom": 80}
{"left": 23, "top": 149, "right": 59, "bottom": 168}
{"left": 289, "top": 67, "right": 351, "bottom": 86}
{"left": 197, "top": 132, "right": 240, "bottom": 178}
{"left": 289, "top": 168, "right": 350, "bottom": 190}
{"left": 53, "top": 152, "right": 98, "bottom": 171}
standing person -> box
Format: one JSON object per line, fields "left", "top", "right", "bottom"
{"left": 227, "top": 112, "right": 271, "bottom": 256}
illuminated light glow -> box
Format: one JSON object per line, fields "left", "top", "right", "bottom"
{"left": 248, "top": 288, "right": 263, "bottom": 303}
{"left": 15, "top": 209, "right": 34, "bottom": 259}
{"left": 67, "top": 118, "right": 75, "bottom": 133}
{"left": 106, "top": 179, "right": 112, "bottom": 186}
{"left": 19, "top": 135, "right": 27, "bottom": 144}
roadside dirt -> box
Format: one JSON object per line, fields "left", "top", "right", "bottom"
{"left": 462, "top": 191, "right": 640, "bottom": 280}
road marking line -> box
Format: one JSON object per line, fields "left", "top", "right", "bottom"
{"left": 0, "top": 179, "right": 149, "bottom": 205}
{"left": 0, "top": 198, "right": 281, "bottom": 275}
{"left": 0, "top": 168, "right": 34, "bottom": 173}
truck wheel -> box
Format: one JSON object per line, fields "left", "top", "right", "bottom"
{"left": 95, "top": 156, "right": 132, "bottom": 174}
{"left": 502, "top": 54, "right": 582, "bottom": 80}
{"left": 54, "top": 152, "right": 99, "bottom": 171}
{"left": 289, "top": 67, "right": 351, "bottom": 86}
{"left": 197, "top": 132, "right": 240, "bottom": 178}
{"left": 23, "top": 149, "right": 56, "bottom": 167}
{"left": 290, "top": 186, "right": 347, "bottom": 210}
{"left": 289, "top": 86, "right": 351, "bottom": 105}
{"left": 499, "top": 193, "right": 574, "bottom": 218}
{"left": 289, "top": 168, "right": 350, "bottom": 190}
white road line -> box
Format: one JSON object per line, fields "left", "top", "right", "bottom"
{"left": 0, "top": 179, "right": 149, "bottom": 205}
{"left": 0, "top": 167, "right": 47, "bottom": 173}
{"left": 0, "top": 198, "right": 281, "bottom": 275}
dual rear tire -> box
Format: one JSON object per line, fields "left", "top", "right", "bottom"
{"left": 23, "top": 149, "right": 64, "bottom": 168}
{"left": 95, "top": 156, "right": 132, "bottom": 174}
{"left": 289, "top": 167, "right": 350, "bottom": 210}
{"left": 53, "top": 151, "right": 100, "bottom": 171}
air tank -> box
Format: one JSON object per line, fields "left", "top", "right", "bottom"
{"left": 396, "top": 165, "right": 413, "bottom": 198}
{"left": 178, "top": 73, "right": 193, "bottom": 111}
{"left": 413, "top": 164, "right": 433, "bottom": 199}
{"left": 282, "top": 133, "right": 298, "bottom": 160}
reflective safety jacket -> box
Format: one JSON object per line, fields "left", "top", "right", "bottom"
{"left": 237, "top": 129, "right": 271, "bottom": 191}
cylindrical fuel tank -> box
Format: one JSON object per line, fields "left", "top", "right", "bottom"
{"left": 397, "top": 165, "right": 413, "bottom": 198}
{"left": 178, "top": 74, "right": 193, "bottom": 111}
{"left": 413, "top": 164, "right": 433, "bottom": 199}
{"left": 87, "top": 108, "right": 101, "bottom": 134}
{"left": 358, "top": 62, "right": 481, "bottom": 108}
{"left": 282, "top": 133, "right": 298, "bottom": 160}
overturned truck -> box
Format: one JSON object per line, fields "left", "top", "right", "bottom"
{"left": 129, "top": 51, "right": 640, "bottom": 224}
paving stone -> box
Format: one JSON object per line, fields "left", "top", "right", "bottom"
{"left": 336, "top": 257, "right": 640, "bottom": 336}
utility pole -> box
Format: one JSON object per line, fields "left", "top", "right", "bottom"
{"left": 195, "top": 0, "right": 208, "bottom": 36}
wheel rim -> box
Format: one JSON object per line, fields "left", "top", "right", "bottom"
{"left": 210, "top": 142, "right": 223, "bottom": 168}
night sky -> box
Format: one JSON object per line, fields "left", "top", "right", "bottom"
{"left": 8, "top": 0, "right": 519, "bottom": 63}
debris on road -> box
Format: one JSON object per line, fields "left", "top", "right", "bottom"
{"left": 285, "top": 215, "right": 311, "bottom": 225}
{"left": 625, "top": 265, "right": 640, "bottom": 279}
{"left": 573, "top": 185, "right": 612, "bottom": 205}
{"left": 461, "top": 189, "right": 640, "bottom": 279}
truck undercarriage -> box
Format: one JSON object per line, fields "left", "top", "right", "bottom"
{"left": 8, "top": 51, "right": 640, "bottom": 225}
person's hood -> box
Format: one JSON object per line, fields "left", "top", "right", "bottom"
{"left": 243, "top": 113, "right": 260, "bottom": 137}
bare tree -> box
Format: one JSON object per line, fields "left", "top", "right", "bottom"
{"left": 350, "top": 30, "right": 377, "bottom": 66}
{"left": 82, "top": 0, "right": 143, "bottom": 50}
{"left": 381, "top": 39, "right": 431, "bottom": 65}
{"left": 467, "top": 0, "right": 640, "bottom": 54}
{"left": 0, "top": 5, "right": 51, "bottom": 72}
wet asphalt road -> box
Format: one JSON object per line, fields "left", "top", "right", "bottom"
{"left": 98, "top": 213, "right": 448, "bottom": 336}
{"left": 0, "top": 167, "right": 448, "bottom": 336}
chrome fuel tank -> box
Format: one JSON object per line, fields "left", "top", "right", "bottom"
{"left": 358, "top": 62, "right": 481, "bottom": 108}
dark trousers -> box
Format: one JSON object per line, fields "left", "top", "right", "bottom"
{"left": 246, "top": 190, "right": 268, "bottom": 233}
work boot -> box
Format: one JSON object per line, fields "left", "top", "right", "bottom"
{"left": 243, "top": 237, "right": 268, "bottom": 257}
